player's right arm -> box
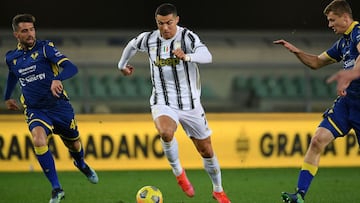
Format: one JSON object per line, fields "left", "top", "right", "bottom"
{"left": 118, "top": 32, "right": 151, "bottom": 76}
{"left": 117, "top": 38, "right": 138, "bottom": 76}
{"left": 273, "top": 39, "right": 334, "bottom": 69}
{"left": 4, "top": 71, "right": 20, "bottom": 110}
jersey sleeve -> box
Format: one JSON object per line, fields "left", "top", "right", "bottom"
{"left": 353, "top": 25, "right": 360, "bottom": 46}
{"left": 3, "top": 71, "right": 18, "bottom": 100}
{"left": 185, "top": 30, "right": 212, "bottom": 64}
{"left": 117, "top": 32, "right": 151, "bottom": 70}
{"left": 325, "top": 40, "right": 342, "bottom": 62}
{"left": 4, "top": 51, "right": 18, "bottom": 100}
{"left": 43, "top": 41, "right": 78, "bottom": 81}
{"left": 43, "top": 41, "right": 69, "bottom": 65}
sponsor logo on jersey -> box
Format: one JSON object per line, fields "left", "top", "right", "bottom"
{"left": 154, "top": 56, "right": 180, "bottom": 67}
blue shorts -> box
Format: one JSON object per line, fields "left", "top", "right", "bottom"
{"left": 319, "top": 95, "right": 360, "bottom": 145}
{"left": 25, "top": 99, "right": 79, "bottom": 141}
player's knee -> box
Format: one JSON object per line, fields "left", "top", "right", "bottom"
{"left": 158, "top": 129, "right": 175, "bottom": 142}
{"left": 309, "top": 136, "right": 325, "bottom": 152}
{"left": 63, "top": 139, "right": 81, "bottom": 151}
{"left": 197, "top": 146, "right": 213, "bottom": 158}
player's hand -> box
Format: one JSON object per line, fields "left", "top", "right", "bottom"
{"left": 51, "top": 80, "right": 63, "bottom": 98}
{"left": 121, "top": 64, "right": 134, "bottom": 76}
{"left": 5, "top": 99, "right": 20, "bottom": 110}
{"left": 326, "top": 69, "right": 360, "bottom": 96}
{"left": 273, "top": 39, "right": 300, "bottom": 53}
{"left": 172, "top": 48, "right": 189, "bottom": 61}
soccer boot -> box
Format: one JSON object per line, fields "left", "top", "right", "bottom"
{"left": 212, "top": 191, "right": 231, "bottom": 203}
{"left": 74, "top": 161, "right": 99, "bottom": 184}
{"left": 281, "top": 190, "right": 305, "bottom": 203}
{"left": 176, "top": 169, "right": 195, "bottom": 197}
{"left": 49, "top": 188, "right": 65, "bottom": 203}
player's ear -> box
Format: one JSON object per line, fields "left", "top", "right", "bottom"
{"left": 13, "top": 31, "right": 19, "bottom": 40}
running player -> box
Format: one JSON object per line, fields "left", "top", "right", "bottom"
{"left": 117, "top": 3, "right": 231, "bottom": 203}
{"left": 4, "top": 14, "right": 98, "bottom": 203}
{"left": 274, "top": 0, "right": 360, "bottom": 202}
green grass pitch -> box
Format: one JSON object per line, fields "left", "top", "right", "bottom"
{"left": 1, "top": 167, "right": 359, "bottom": 202}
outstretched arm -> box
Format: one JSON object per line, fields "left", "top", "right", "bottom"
{"left": 273, "top": 39, "right": 333, "bottom": 69}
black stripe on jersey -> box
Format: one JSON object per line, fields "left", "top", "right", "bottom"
{"left": 136, "top": 31, "right": 153, "bottom": 50}
{"left": 187, "top": 32, "right": 196, "bottom": 49}
{"left": 146, "top": 32, "right": 157, "bottom": 105}
{"left": 156, "top": 38, "right": 169, "bottom": 105}
{"left": 181, "top": 29, "right": 195, "bottom": 109}
{"left": 170, "top": 40, "right": 183, "bottom": 109}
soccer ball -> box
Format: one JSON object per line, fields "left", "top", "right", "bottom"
{"left": 136, "top": 185, "right": 163, "bottom": 203}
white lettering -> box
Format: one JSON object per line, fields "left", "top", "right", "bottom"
{"left": 19, "top": 73, "right": 46, "bottom": 87}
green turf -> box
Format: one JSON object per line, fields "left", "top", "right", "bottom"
{"left": 1, "top": 167, "right": 359, "bottom": 203}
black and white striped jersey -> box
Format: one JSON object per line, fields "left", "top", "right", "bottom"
{"left": 118, "top": 26, "right": 212, "bottom": 110}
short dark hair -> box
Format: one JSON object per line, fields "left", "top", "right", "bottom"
{"left": 155, "top": 3, "right": 177, "bottom": 17}
{"left": 323, "top": 0, "right": 352, "bottom": 18}
{"left": 12, "top": 13, "right": 35, "bottom": 31}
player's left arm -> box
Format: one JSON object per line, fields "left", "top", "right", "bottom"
{"left": 352, "top": 42, "right": 360, "bottom": 71}
{"left": 185, "top": 45, "right": 212, "bottom": 64}
{"left": 327, "top": 42, "right": 360, "bottom": 96}
{"left": 44, "top": 41, "right": 78, "bottom": 97}
{"left": 173, "top": 32, "right": 212, "bottom": 64}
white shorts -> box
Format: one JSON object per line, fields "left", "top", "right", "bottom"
{"left": 151, "top": 104, "right": 212, "bottom": 139}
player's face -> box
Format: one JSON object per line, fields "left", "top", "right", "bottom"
{"left": 326, "top": 12, "right": 348, "bottom": 34}
{"left": 13, "top": 22, "right": 36, "bottom": 49}
{"left": 156, "top": 14, "right": 179, "bottom": 39}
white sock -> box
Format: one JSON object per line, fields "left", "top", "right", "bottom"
{"left": 203, "top": 156, "right": 223, "bottom": 192}
{"left": 161, "top": 138, "right": 183, "bottom": 176}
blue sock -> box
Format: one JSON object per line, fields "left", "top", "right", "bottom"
{"left": 297, "top": 170, "right": 314, "bottom": 194}
{"left": 70, "top": 146, "right": 85, "bottom": 168}
{"left": 37, "top": 149, "right": 61, "bottom": 189}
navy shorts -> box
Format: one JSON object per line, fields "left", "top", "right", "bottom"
{"left": 319, "top": 95, "right": 360, "bottom": 145}
{"left": 25, "top": 99, "right": 79, "bottom": 141}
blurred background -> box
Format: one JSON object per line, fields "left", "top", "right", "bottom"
{"left": 1, "top": 0, "right": 359, "bottom": 114}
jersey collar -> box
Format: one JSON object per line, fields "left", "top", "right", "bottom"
{"left": 17, "top": 40, "right": 37, "bottom": 51}
{"left": 344, "top": 21, "right": 359, "bottom": 35}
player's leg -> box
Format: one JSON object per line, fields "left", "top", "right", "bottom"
{"left": 52, "top": 101, "right": 98, "bottom": 184}
{"left": 31, "top": 125, "right": 62, "bottom": 190}
{"left": 151, "top": 105, "right": 194, "bottom": 197}
{"left": 180, "top": 105, "right": 231, "bottom": 203}
{"left": 191, "top": 137, "right": 231, "bottom": 203}
{"left": 62, "top": 138, "right": 98, "bottom": 184}
{"left": 26, "top": 109, "right": 65, "bottom": 202}
{"left": 282, "top": 97, "right": 349, "bottom": 203}
{"left": 282, "top": 127, "right": 334, "bottom": 203}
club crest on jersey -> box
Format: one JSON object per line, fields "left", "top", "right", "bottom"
{"left": 174, "top": 41, "right": 181, "bottom": 49}
{"left": 154, "top": 56, "right": 180, "bottom": 67}
{"left": 31, "top": 52, "right": 39, "bottom": 60}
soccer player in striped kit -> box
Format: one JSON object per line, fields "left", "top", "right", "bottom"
{"left": 4, "top": 14, "right": 98, "bottom": 203}
{"left": 117, "top": 3, "right": 231, "bottom": 203}
{"left": 274, "top": 0, "right": 360, "bottom": 202}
